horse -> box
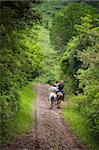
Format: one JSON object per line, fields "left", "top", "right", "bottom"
{"left": 56, "top": 91, "right": 63, "bottom": 109}
{"left": 48, "top": 92, "right": 57, "bottom": 109}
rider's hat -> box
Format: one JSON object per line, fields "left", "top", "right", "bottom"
{"left": 61, "top": 80, "right": 64, "bottom": 83}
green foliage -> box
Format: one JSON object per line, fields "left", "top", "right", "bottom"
{"left": 51, "top": 2, "right": 98, "bottom": 51}
{"left": 0, "top": 1, "right": 44, "bottom": 144}
{"left": 60, "top": 36, "right": 81, "bottom": 94}
{"left": 50, "top": 0, "right": 99, "bottom": 141}
{"left": 0, "top": 1, "right": 41, "bottom": 29}
{"left": 33, "top": 0, "right": 68, "bottom": 29}
{"left": 0, "top": 0, "right": 99, "bottom": 146}
{"left": 0, "top": 84, "right": 35, "bottom": 144}
{"left": 34, "top": 26, "right": 58, "bottom": 84}
{"left": 62, "top": 106, "right": 99, "bottom": 149}
{"left": 61, "top": 27, "right": 99, "bottom": 137}
{"left": 75, "top": 14, "right": 93, "bottom": 34}
{"left": 76, "top": 29, "right": 99, "bottom": 137}
{"left": 61, "top": 27, "right": 99, "bottom": 138}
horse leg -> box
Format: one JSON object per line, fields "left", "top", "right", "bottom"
{"left": 59, "top": 100, "right": 61, "bottom": 108}
{"left": 56, "top": 100, "right": 58, "bottom": 106}
{"left": 58, "top": 99, "right": 62, "bottom": 109}
{"left": 57, "top": 100, "right": 60, "bottom": 109}
{"left": 50, "top": 99, "right": 54, "bottom": 109}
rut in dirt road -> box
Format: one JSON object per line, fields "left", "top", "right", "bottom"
{"left": 7, "top": 84, "right": 87, "bottom": 150}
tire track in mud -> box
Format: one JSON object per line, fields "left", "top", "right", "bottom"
{"left": 6, "top": 83, "right": 87, "bottom": 150}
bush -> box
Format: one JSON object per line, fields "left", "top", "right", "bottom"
{"left": 0, "top": 1, "right": 44, "bottom": 144}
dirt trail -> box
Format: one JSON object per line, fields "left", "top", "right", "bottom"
{"left": 6, "top": 84, "right": 86, "bottom": 150}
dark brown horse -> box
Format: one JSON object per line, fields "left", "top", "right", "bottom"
{"left": 56, "top": 92, "right": 63, "bottom": 109}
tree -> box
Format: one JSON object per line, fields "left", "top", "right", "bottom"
{"left": 0, "top": 1, "right": 43, "bottom": 144}
{"left": 51, "top": 2, "right": 98, "bottom": 51}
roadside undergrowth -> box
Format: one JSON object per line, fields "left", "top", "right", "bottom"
{"left": 62, "top": 101, "right": 99, "bottom": 150}
{"left": 6, "top": 83, "right": 36, "bottom": 144}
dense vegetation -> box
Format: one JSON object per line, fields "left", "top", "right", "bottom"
{"left": 0, "top": 1, "right": 43, "bottom": 144}
{"left": 35, "top": 26, "right": 58, "bottom": 83}
{"left": 33, "top": 0, "right": 69, "bottom": 29}
{"left": 50, "top": 1, "right": 99, "bottom": 146}
{"left": 0, "top": 0, "right": 99, "bottom": 148}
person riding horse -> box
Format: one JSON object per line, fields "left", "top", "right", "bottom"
{"left": 55, "top": 80, "right": 65, "bottom": 109}
{"left": 57, "top": 80, "right": 65, "bottom": 101}
{"left": 48, "top": 81, "right": 65, "bottom": 109}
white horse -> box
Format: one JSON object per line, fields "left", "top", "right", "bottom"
{"left": 48, "top": 86, "right": 57, "bottom": 109}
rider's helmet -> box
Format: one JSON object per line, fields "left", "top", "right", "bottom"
{"left": 61, "top": 80, "right": 64, "bottom": 83}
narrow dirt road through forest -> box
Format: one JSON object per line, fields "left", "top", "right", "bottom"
{"left": 7, "top": 84, "right": 86, "bottom": 150}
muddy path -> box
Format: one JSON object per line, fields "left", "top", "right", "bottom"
{"left": 6, "top": 84, "right": 86, "bottom": 150}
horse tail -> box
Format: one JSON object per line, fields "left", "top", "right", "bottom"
{"left": 51, "top": 95, "right": 54, "bottom": 101}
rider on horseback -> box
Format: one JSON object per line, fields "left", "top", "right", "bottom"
{"left": 48, "top": 81, "right": 65, "bottom": 109}
{"left": 57, "top": 80, "right": 65, "bottom": 101}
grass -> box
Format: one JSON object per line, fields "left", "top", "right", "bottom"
{"left": 62, "top": 105, "right": 99, "bottom": 150}
{"left": 8, "top": 83, "right": 36, "bottom": 142}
